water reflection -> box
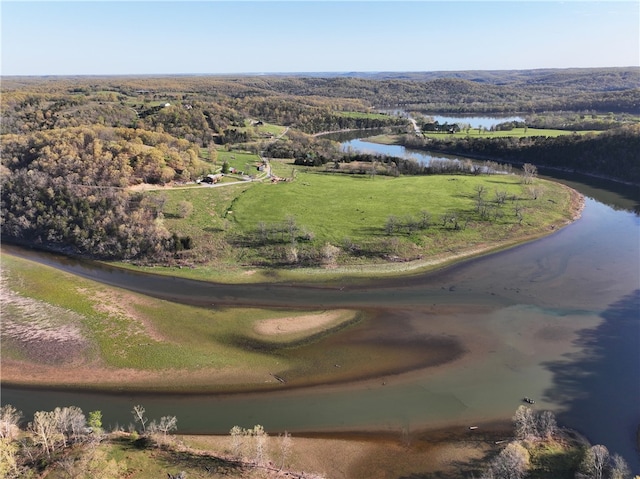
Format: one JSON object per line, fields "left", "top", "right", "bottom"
{"left": 543, "top": 290, "right": 640, "bottom": 470}
{"left": 429, "top": 115, "right": 524, "bottom": 129}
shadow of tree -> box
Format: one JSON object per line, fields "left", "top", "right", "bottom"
{"left": 113, "top": 436, "right": 246, "bottom": 476}
{"left": 542, "top": 289, "right": 640, "bottom": 472}
{"left": 397, "top": 454, "right": 496, "bottom": 479}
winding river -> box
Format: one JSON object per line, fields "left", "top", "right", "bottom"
{"left": 2, "top": 140, "right": 639, "bottom": 469}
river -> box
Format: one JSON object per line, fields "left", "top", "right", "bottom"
{"left": 2, "top": 140, "right": 639, "bottom": 470}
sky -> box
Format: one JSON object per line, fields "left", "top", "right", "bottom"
{"left": 1, "top": 1, "right": 639, "bottom": 76}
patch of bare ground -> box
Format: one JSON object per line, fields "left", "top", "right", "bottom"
{"left": 253, "top": 310, "right": 354, "bottom": 337}
{"left": 0, "top": 359, "right": 277, "bottom": 391}
{"left": 0, "top": 276, "right": 92, "bottom": 365}
{"left": 76, "top": 286, "right": 167, "bottom": 342}
{"left": 180, "top": 423, "right": 510, "bottom": 479}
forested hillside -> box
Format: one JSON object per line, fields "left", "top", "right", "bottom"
{"left": 1, "top": 68, "right": 638, "bottom": 261}
{"left": 403, "top": 124, "right": 640, "bottom": 183}
{"left": 1, "top": 126, "right": 204, "bottom": 258}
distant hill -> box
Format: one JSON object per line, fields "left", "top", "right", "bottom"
{"left": 287, "top": 67, "right": 640, "bottom": 92}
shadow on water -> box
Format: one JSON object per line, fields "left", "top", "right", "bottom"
{"left": 537, "top": 167, "right": 640, "bottom": 215}
{"left": 542, "top": 290, "right": 640, "bottom": 471}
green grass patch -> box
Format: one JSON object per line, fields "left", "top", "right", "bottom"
{"left": 1, "top": 252, "right": 337, "bottom": 374}
{"left": 337, "top": 110, "right": 395, "bottom": 120}
{"left": 216, "top": 150, "right": 262, "bottom": 174}
{"left": 527, "top": 440, "right": 583, "bottom": 479}
{"left": 231, "top": 170, "right": 572, "bottom": 245}
{"left": 134, "top": 162, "right": 578, "bottom": 283}
{"left": 424, "top": 127, "right": 601, "bottom": 139}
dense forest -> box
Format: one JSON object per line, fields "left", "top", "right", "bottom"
{"left": 402, "top": 125, "right": 640, "bottom": 183}
{"left": 1, "top": 68, "right": 638, "bottom": 260}
{"left": 1, "top": 126, "right": 204, "bottom": 258}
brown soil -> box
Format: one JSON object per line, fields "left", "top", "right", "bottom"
{"left": 253, "top": 310, "right": 354, "bottom": 337}
{"left": 179, "top": 422, "right": 511, "bottom": 479}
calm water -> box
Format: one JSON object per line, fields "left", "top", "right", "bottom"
{"left": 430, "top": 115, "right": 525, "bottom": 128}
{"left": 2, "top": 145, "right": 639, "bottom": 469}
{"left": 341, "top": 138, "right": 459, "bottom": 166}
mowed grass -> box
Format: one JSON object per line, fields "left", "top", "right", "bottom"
{"left": 216, "top": 149, "right": 262, "bottom": 174}
{"left": 140, "top": 165, "right": 577, "bottom": 282}
{"left": 230, "top": 169, "right": 574, "bottom": 245}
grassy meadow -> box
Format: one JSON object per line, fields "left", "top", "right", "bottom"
{"left": 145, "top": 162, "right": 580, "bottom": 282}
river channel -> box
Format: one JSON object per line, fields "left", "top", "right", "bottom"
{"left": 2, "top": 139, "right": 639, "bottom": 469}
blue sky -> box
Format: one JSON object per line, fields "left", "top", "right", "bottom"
{"left": 2, "top": 1, "right": 639, "bottom": 75}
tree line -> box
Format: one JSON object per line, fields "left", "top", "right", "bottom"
{"left": 1, "top": 126, "right": 202, "bottom": 259}
{"left": 2, "top": 402, "right": 632, "bottom": 478}
{"left": 402, "top": 125, "right": 640, "bottom": 183}
{"left": 476, "top": 405, "right": 632, "bottom": 479}
{"left": 0, "top": 403, "right": 327, "bottom": 479}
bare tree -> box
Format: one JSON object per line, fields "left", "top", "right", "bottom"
{"left": 495, "top": 189, "right": 508, "bottom": 205}
{"left": 513, "top": 405, "right": 537, "bottom": 440}
{"left": 441, "top": 210, "right": 459, "bottom": 229}
{"left": 153, "top": 416, "right": 178, "bottom": 437}
{"left": 577, "top": 444, "right": 610, "bottom": 479}
{"left": 419, "top": 210, "right": 431, "bottom": 229}
{"left": 525, "top": 184, "right": 544, "bottom": 200}
{"left": 229, "top": 426, "right": 244, "bottom": 459}
{"left": 385, "top": 215, "right": 399, "bottom": 235}
{"left": 161, "top": 416, "right": 178, "bottom": 436}
{"left": 256, "top": 221, "right": 269, "bottom": 244}
{"left": 279, "top": 431, "right": 293, "bottom": 471}
{"left": 537, "top": 410, "right": 557, "bottom": 439}
{"left": 609, "top": 453, "right": 631, "bottom": 479}
{"left": 29, "top": 410, "right": 62, "bottom": 457}
{"left": 285, "top": 215, "right": 298, "bottom": 244}
{"left": 489, "top": 442, "right": 530, "bottom": 479}
{"left": 369, "top": 160, "right": 377, "bottom": 179}
{"left": 320, "top": 242, "right": 340, "bottom": 265}
{"left": 285, "top": 245, "right": 299, "bottom": 264}
{"left": 513, "top": 201, "right": 524, "bottom": 224}
{"left": 403, "top": 215, "right": 418, "bottom": 234}
{"left": 0, "top": 405, "right": 22, "bottom": 439}
{"left": 521, "top": 163, "right": 538, "bottom": 184}
{"left": 53, "top": 406, "right": 86, "bottom": 446}
{"left": 252, "top": 425, "right": 267, "bottom": 466}
{"left": 132, "top": 405, "right": 148, "bottom": 433}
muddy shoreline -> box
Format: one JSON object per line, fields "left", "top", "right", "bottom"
{"left": 0, "top": 186, "right": 584, "bottom": 396}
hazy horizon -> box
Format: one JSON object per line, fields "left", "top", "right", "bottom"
{"left": 2, "top": 1, "right": 638, "bottom": 77}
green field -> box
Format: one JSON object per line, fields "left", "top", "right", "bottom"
{"left": 2, "top": 252, "right": 364, "bottom": 392}
{"left": 423, "top": 127, "right": 600, "bottom": 139}
{"left": 337, "top": 110, "right": 396, "bottom": 120}
{"left": 234, "top": 171, "right": 525, "bottom": 239}
{"left": 142, "top": 163, "right": 580, "bottom": 283}
{"left": 216, "top": 150, "right": 262, "bottom": 173}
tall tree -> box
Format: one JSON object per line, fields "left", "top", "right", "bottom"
{"left": 577, "top": 445, "right": 610, "bottom": 479}
{"left": 29, "top": 410, "right": 62, "bottom": 457}
{"left": 0, "top": 405, "right": 22, "bottom": 440}
{"left": 513, "top": 405, "right": 537, "bottom": 440}
{"left": 131, "top": 405, "right": 148, "bottom": 433}
{"left": 489, "top": 442, "right": 530, "bottom": 479}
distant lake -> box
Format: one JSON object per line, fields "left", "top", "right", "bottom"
{"left": 428, "top": 115, "right": 525, "bottom": 128}
{"left": 341, "top": 138, "right": 459, "bottom": 166}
